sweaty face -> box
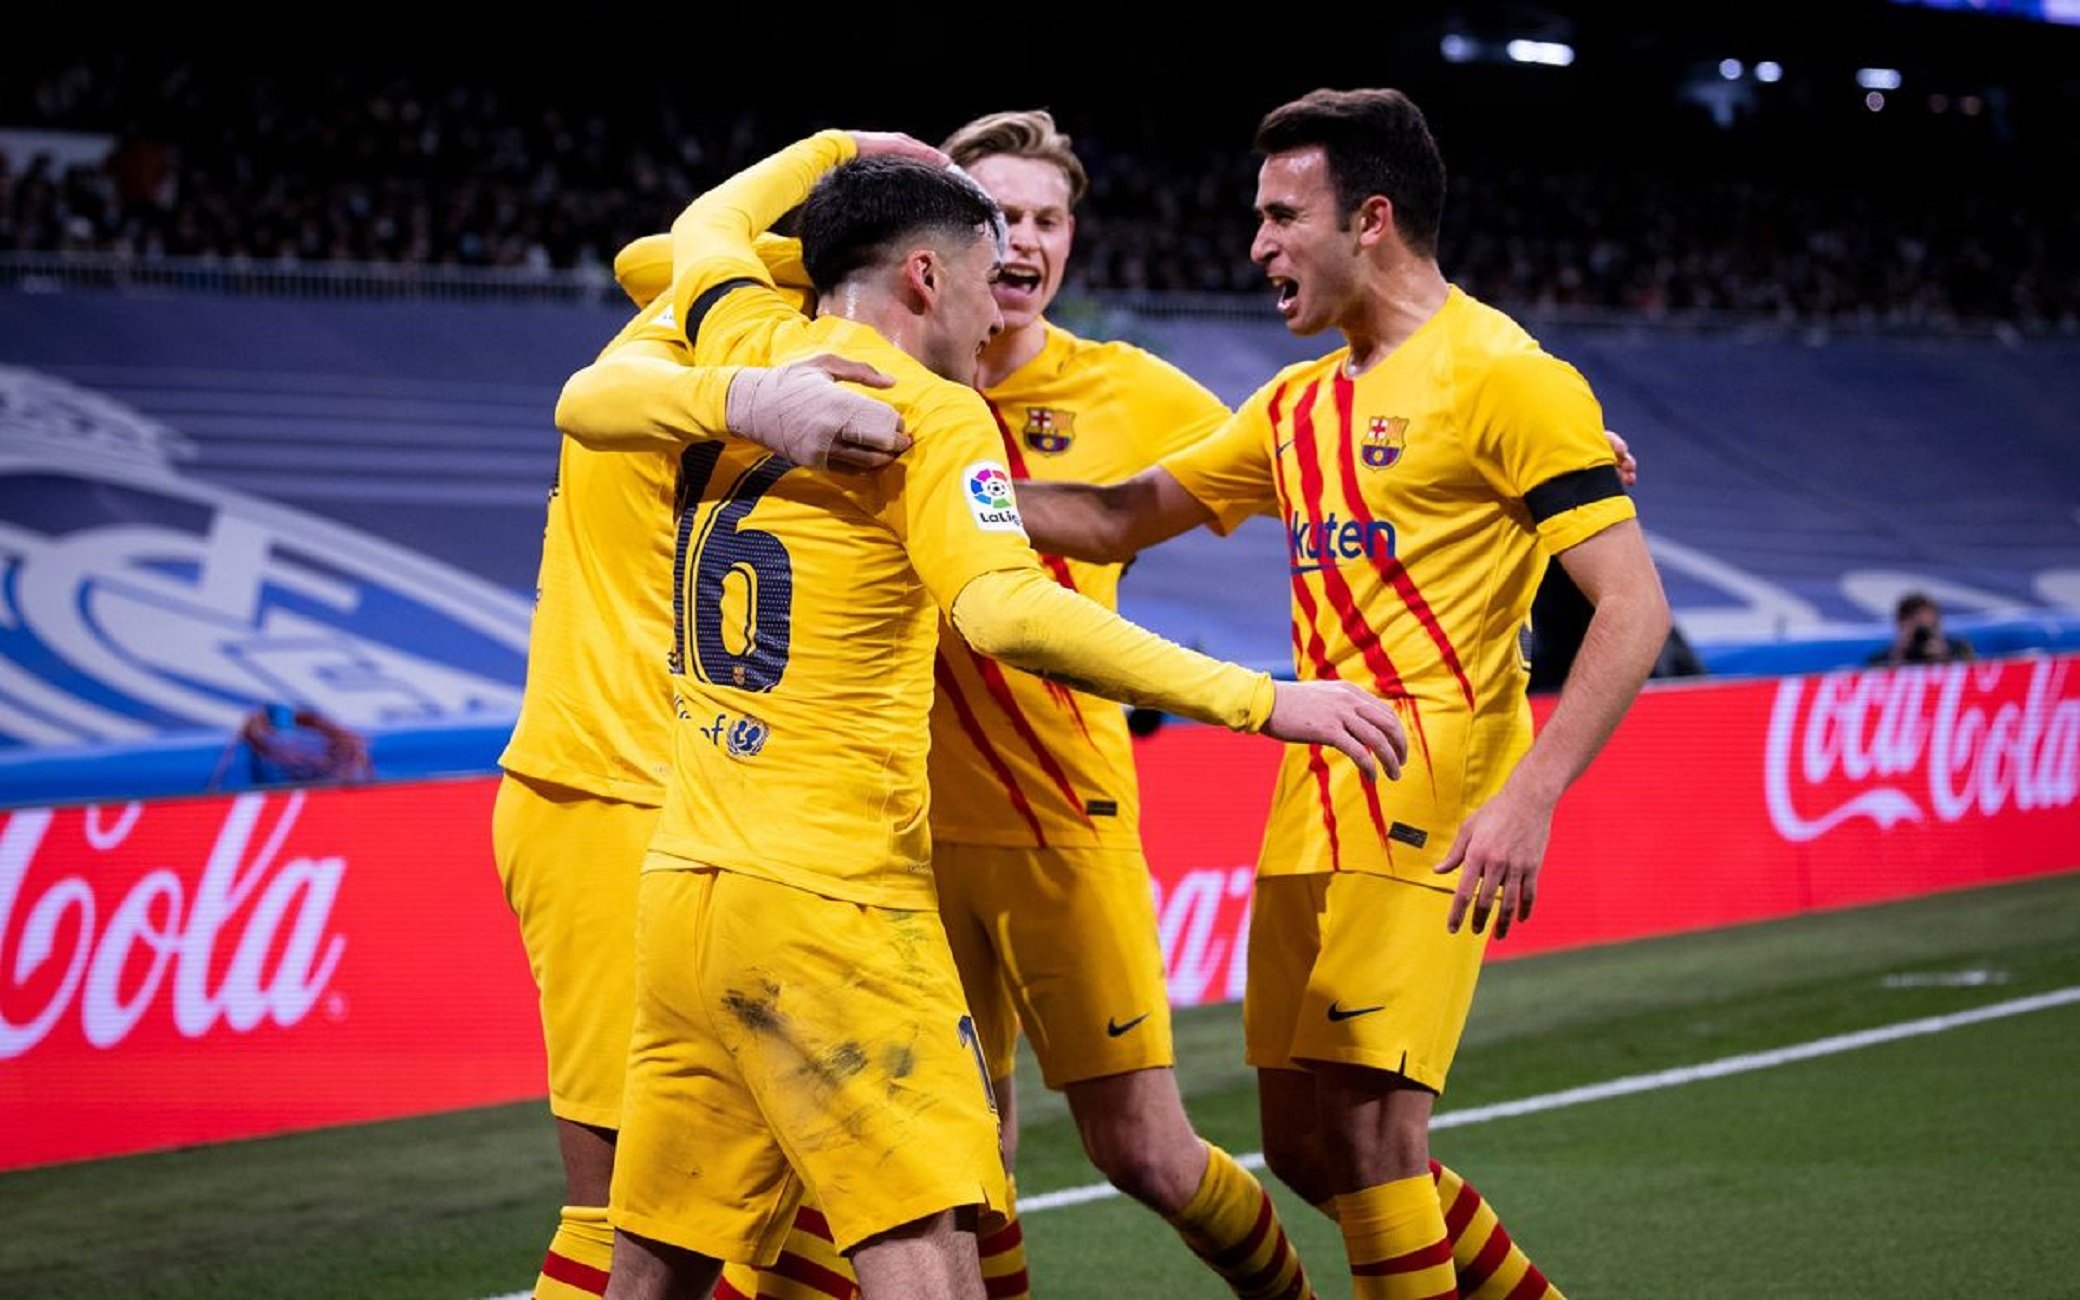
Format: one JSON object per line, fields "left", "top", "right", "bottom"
{"left": 922, "top": 229, "right": 1006, "bottom": 386}
{"left": 1250, "top": 146, "right": 1357, "bottom": 338}
{"left": 965, "top": 153, "right": 1075, "bottom": 332}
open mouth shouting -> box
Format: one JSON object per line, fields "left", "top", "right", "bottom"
{"left": 994, "top": 265, "right": 1047, "bottom": 313}
{"left": 1271, "top": 275, "right": 1300, "bottom": 320}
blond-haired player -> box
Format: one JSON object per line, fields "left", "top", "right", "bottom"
{"left": 557, "top": 133, "right": 1409, "bottom": 1300}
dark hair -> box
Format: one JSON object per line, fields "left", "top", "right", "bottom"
{"left": 1254, "top": 87, "right": 1446, "bottom": 258}
{"left": 942, "top": 108, "right": 1089, "bottom": 208}
{"left": 1896, "top": 591, "right": 1938, "bottom": 621}
{"left": 799, "top": 156, "right": 1005, "bottom": 294}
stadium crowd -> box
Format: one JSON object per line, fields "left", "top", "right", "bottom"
{"left": 3, "top": 49, "right": 2075, "bottom": 330}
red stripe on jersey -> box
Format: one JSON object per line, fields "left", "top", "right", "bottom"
{"left": 936, "top": 654, "right": 1048, "bottom": 845}
{"left": 1333, "top": 369, "right": 1474, "bottom": 713}
{"left": 712, "top": 1276, "right": 755, "bottom": 1300}
{"left": 1269, "top": 381, "right": 1343, "bottom": 867}
{"left": 1287, "top": 379, "right": 1397, "bottom": 854}
{"left": 991, "top": 402, "right": 1079, "bottom": 593}
{"left": 772, "top": 1247, "right": 860, "bottom": 1298}
{"left": 971, "top": 651, "right": 1096, "bottom": 829}
{"left": 1504, "top": 1265, "right": 1555, "bottom": 1299}
{"left": 540, "top": 1249, "right": 611, "bottom": 1295}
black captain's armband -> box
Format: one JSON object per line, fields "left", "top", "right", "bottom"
{"left": 684, "top": 276, "right": 762, "bottom": 345}
{"left": 1524, "top": 464, "right": 1626, "bottom": 523}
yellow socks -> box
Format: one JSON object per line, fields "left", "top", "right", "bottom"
{"left": 534, "top": 1204, "right": 613, "bottom": 1299}
{"left": 1432, "top": 1161, "right": 1562, "bottom": 1299}
{"left": 1338, "top": 1175, "right": 1457, "bottom": 1299}
{"left": 1165, "top": 1142, "right": 1316, "bottom": 1299}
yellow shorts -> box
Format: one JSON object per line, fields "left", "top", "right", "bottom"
{"left": 1243, "top": 872, "right": 1489, "bottom": 1093}
{"left": 491, "top": 772, "right": 655, "bottom": 1130}
{"left": 933, "top": 841, "right": 1173, "bottom": 1089}
{"left": 612, "top": 865, "right": 1007, "bottom": 1260}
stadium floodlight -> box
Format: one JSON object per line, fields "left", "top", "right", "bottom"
{"left": 1719, "top": 58, "right": 1744, "bottom": 80}
{"left": 1505, "top": 39, "right": 1575, "bottom": 67}
{"left": 1441, "top": 33, "right": 1477, "bottom": 63}
{"left": 1857, "top": 67, "right": 1903, "bottom": 90}
{"left": 1756, "top": 60, "right": 1783, "bottom": 83}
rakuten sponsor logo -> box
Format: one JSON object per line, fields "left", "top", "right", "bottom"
{"left": 1765, "top": 659, "right": 2080, "bottom": 843}
{"left": 0, "top": 793, "right": 346, "bottom": 1060}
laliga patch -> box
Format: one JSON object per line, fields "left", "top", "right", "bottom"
{"left": 963, "top": 461, "right": 1027, "bottom": 533}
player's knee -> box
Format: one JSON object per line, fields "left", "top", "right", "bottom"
{"left": 1259, "top": 1132, "right": 1330, "bottom": 1206}
{"left": 1080, "top": 1125, "right": 1196, "bottom": 1210}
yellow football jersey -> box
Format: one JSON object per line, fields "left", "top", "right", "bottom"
{"left": 928, "top": 323, "right": 1229, "bottom": 849}
{"left": 1163, "top": 286, "right": 1635, "bottom": 884}
{"left": 501, "top": 134, "right": 848, "bottom": 804}
{"left": 498, "top": 292, "right": 693, "bottom": 805}
{"left": 644, "top": 306, "right": 1043, "bottom": 909}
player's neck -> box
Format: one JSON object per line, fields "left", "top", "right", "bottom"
{"left": 1341, "top": 258, "right": 1450, "bottom": 378}
{"left": 977, "top": 318, "right": 1047, "bottom": 391}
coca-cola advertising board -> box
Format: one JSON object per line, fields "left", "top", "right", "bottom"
{"left": 0, "top": 779, "right": 544, "bottom": 1170}
{"left": 5, "top": 656, "right": 2076, "bottom": 1170}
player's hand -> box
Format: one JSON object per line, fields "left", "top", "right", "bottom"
{"left": 1263, "top": 680, "right": 1406, "bottom": 782}
{"left": 1606, "top": 429, "right": 1638, "bottom": 488}
{"left": 726, "top": 355, "right": 911, "bottom": 472}
{"left": 848, "top": 131, "right": 951, "bottom": 168}
{"left": 1434, "top": 784, "right": 1554, "bottom": 940}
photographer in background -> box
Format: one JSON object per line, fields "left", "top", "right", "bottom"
{"left": 1868, "top": 591, "right": 1976, "bottom": 667}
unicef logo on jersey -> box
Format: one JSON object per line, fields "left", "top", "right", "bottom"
{"left": 0, "top": 366, "right": 531, "bottom": 745}
{"left": 702, "top": 711, "right": 770, "bottom": 760}
{"left": 726, "top": 715, "right": 770, "bottom": 760}
{"left": 963, "top": 461, "right": 1026, "bottom": 534}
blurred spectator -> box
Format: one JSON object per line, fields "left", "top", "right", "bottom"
{"left": 2, "top": 50, "right": 2075, "bottom": 329}
{"left": 1867, "top": 591, "right": 1976, "bottom": 667}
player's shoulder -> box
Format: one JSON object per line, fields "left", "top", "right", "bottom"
{"left": 1442, "top": 289, "right": 1589, "bottom": 393}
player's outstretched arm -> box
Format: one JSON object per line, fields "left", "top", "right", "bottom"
{"left": 1015, "top": 465, "right": 1216, "bottom": 564}
{"left": 558, "top": 348, "right": 907, "bottom": 471}
{"left": 950, "top": 568, "right": 1404, "bottom": 780}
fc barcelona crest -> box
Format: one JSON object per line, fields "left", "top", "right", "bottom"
{"left": 1362, "top": 416, "right": 1407, "bottom": 470}
{"left": 1022, "top": 407, "right": 1076, "bottom": 455}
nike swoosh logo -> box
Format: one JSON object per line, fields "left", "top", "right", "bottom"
{"left": 1106, "top": 1013, "right": 1152, "bottom": 1037}
{"left": 1326, "top": 1002, "right": 1386, "bottom": 1022}
{"left": 1274, "top": 438, "right": 1297, "bottom": 459}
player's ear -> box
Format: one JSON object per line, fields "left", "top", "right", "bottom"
{"left": 1356, "top": 195, "right": 1394, "bottom": 248}
{"left": 902, "top": 248, "right": 937, "bottom": 306}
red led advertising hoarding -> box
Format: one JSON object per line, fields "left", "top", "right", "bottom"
{"left": 5, "top": 655, "right": 2075, "bottom": 1169}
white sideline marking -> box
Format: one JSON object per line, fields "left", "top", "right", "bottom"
{"left": 477, "top": 985, "right": 2080, "bottom": 1295}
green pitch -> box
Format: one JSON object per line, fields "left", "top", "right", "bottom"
{"left": 6, "top": 870, "right": 2077, "bottom": 1299}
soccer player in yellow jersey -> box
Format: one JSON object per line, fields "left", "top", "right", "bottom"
{"left": 928, "top": 109, "right": 1318, "bottom": 1300}
{"left": 568, "top": 135, "right": 1408, "bottom": 1300}
{"left": 1015, "top": 89, "right": 1673, "bottom": 1300}
{"left": 733, "top": 108, "right": 1323, "bottom": 1300}
{"left": 492, "top": 140, "right": 922, "bottom": 1298}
